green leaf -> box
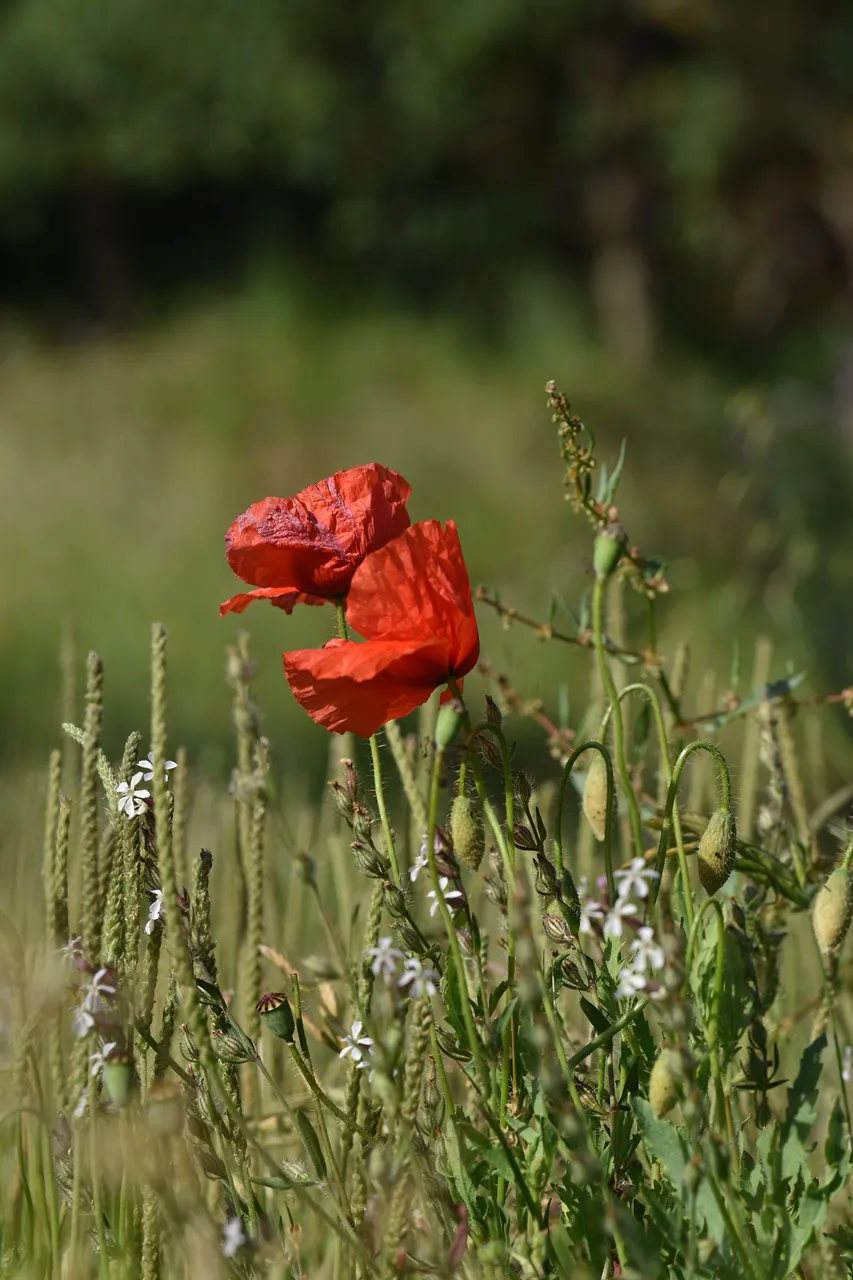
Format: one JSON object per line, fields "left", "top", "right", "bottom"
{"left": 604, "top": 438, "right": 628, "bottom": 505}
{"left": 580, "top": 997, "right": 611, "bottom": 1037}
{"left": 780, "top": 1034, "right": 826, "bottom": 1183}
{"left": 443, "top": 1113, "right": 480, "bottom": 1215}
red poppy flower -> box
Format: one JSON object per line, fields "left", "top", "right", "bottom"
{"left": 284, "top": 520, "right": 480, "bottom": 736}
{"left": 220, "top": 463, "right": 412, "bottom": 616}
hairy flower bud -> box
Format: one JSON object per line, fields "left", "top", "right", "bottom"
{"left": 257, "top": 992, "right": 295, "bottom": 1042}
{"left": 542, "top": 912, "right": 573, "bottom": 944}
{"left": 582, "top": 755, "right": 610, "bottom": 843}
{"left": 593, "top": 524, "right": 626, "bottom": 579}
{"left": 697, "top": 808, "right": 737, "bottom": 895}
{"left": 351, "top": 841, "right": 390, "bottom": 880}
{"left": 211, "top": 1027, "right": 257, "bottom": 1065}
{"left": 484, "top": 695, "right": 503, "bottom": 728}
{"left": 179, "top": 1023, "right": 200, "bottom": 1063}
{"left": 813, "top": 866, "right": 853, "bottom": 955}
{"left": 450, "top": 794, "right": 485, "bottom": 871}
{"left": 330, "top": 781, "right": 355, "bottom": 820}
{"left": 649, "top": 1049, "right": 683, "bottom": 1119}
{"left": 514, "top": 822, "right": 539, "bottom": 852}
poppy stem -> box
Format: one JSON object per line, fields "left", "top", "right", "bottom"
{"left": 334, "top": 600, "right": 349, "bottom": 640}
{"left": 369, "top": 734, "right": 400, "bottom": 885}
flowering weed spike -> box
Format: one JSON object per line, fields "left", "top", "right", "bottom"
{"left": 649, "top": 1049, "right": 683, "bottom": 1118}
{"left": 450, "top": 793, "right": 485, "bottom": 871}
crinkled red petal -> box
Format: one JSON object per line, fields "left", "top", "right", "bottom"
{"left": 284, "top": 635, "right": 451, "bottom": 737}
{"left": 219, "top": 587, "right": 326, "bottom": 616}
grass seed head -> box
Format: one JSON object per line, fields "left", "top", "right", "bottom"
{"left": 697, "top": 808, "right": 737, "bottom": 895}
{"left": 450, "top": 794, "right": 485, "bottom": 871}
{"left": 813, "top": 866, "right": 853, "bottom": 955}
{"left": 582, "top": 755, "right": 609, "bottom": 843}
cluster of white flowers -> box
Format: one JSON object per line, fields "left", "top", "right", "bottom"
{"left": 116, "top": 752, "right": 177, "bottom": 818}
{"left": 365, "top": 938, "right": 440, "bottom": 999}
{"left": 72, "top": 968, "right": 116, "bottom": 1037}
{"left": 578, "top": 860, "right": 666, "bottom": 1001}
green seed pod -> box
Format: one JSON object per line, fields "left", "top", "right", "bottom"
{"left": 257, "top": 992, "right": 295, "bottom": 1042}
{"left": 697, "top": 808, "right": 737, "bottom": 895}
{"left": 582, "top": 755, "right": 610, "bottom": 843}
{"left": 103, "top": 1052, "right": 134, "bottom": 1108}
{"left": 211, "top": 1027, "right": 256, "bottom": 1064}
{"left": 450, "top": 794, "right": 485, "bottom": 871}
{"left": 649, "top": 1049, "right": 682, "bottom": 1119}
{"left": 593, "top": 524, "right": 626, "bottom": 579}
{"left": 813, "top": 866, "right": 853, "bottom": 955}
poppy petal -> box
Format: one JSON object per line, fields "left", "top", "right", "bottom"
{"left": 219, "top": 586, "right": 327, "bottom": 616}
{"left": 224, "top": 464, "right": 411, "bottom": 600}
{"left": 284, "top": 636, "right": 451, "bottom": 737}
{"left": 346, "top": 520, "right": 479, "bottom": 674}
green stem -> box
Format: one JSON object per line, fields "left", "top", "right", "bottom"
{"left": 566, "top": 998, "right": 650, "bottom": 1070}
{"left": 592, "top": 574, "right": 644, "bottom": 860}
{"left": 649, "top": 740, "right": 733, "bottom": 920}
{"left": 425, "top": 747, "right": 491, "bottom": 1098}
{"left": 369, "top": 733, "right": 400, "bottom": 884}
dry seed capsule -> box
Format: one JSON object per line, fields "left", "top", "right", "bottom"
{"left": 697, "top": 808, "right": 737, "bottom": 895}
{"left": 450, "top": 794, "right": 485, "bottom": 871}
{"left": 813, "top": 866, "right": 853, "bottom": 955}
{"left": 649, "top": 1049, "right": 682, "bottom": 1119}
{"left": 582, "top": 755, "right": 609, "bottom": 843}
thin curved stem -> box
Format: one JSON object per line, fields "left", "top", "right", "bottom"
{"left": 649, "top": 740, "right": 733, "bottom": 919}
{"left": 554, "top": 740, "right": 616, "bottom": 905}
{"left": 592, "top": 575, "right": 645, "bottom": 860}
{"left": 369, "top": 734, "right": 400, "bottom": 884}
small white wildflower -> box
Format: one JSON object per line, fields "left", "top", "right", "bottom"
{"left": 116, "top": 772, "right": 150, "bottom": 818}
{"left": 614, "top": 856, "right": 659, "bottom": 902}
{"left": 73, "top": 1089, "right": 89, "bottom": 1120}
{"left": 616, "top": 968, "right": 647, "bottom": 1000}
{"left": 82, "top": 968, "right": 116, "bottom": 1012}
{"left": 339, "top": 1020, "right": 374, "bottom": 1070}
{"left": 57, "top": 936, "right": 83, "bottom": 966}
{"left": 408, "top": 851, "right": 429, "bottom": 883}
{"left": 366, "top": 937, "right": 404, "bottom": 980}
{"left": 629, "top": 926, "right": 666, "bottom": 975}
{"left": 136, "top": 751, "right": 178, "bottom": 783}
{"left": 221, "top": 1216, "right": 247, "bottom": 1259}
{"left": 843, "top": 1045, "right": 852, "bottom": 1084}
{"left": 426, "top": 876, "right": 464, "bottom": 918}
{"left": 397, "top": 957, "right": 439, "bottom": 999}
{"left": 579, "top": 898, "right": 606, "bottom": 935}
{"left": 144, "top": 888, "right": 165, "bottom": 935}
{"left": 89, "top": 1040, "right": 117, "bottom": 1078}
{"left": 72, "top": 1007, "right": 96, "bottom": 1038}
{"left": 602, "top": 898, "right": 639, "bottom": 939}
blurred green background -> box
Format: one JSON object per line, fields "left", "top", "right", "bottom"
{"left": 3, "top": 0, "right": 853, "bottom": 780}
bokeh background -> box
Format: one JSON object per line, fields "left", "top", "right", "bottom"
{"left": 4, "top": 0, "right": 853, "bottom": 782}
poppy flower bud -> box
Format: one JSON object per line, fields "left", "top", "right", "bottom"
{"left": 582, "top": 755, "right": 610, "bottom": 843}
{"left": 450, "top": 794, "right": 485, "bottom": 871}
{"left": 257, "top": 993, "right": 295, "bottom": 1042}
{"left": 649, "top": 1049, "right": 683, "bottom": 1118}
{"left": 435, "top": 701, "right": 464, "bottom": 749}
{"left": 593, "top": 524, "right": 626, "bottom": 579}
{"left": 513, "top": 771, "right": 533, "bottom": 806}
{"left": 813, "top": 866, "right": 853, "bottom": 955}
{"left": 103, "top": 1051, "right": 134, "bottom": 1108}
{"left": 697, "top": 808, "right": 737, "bottom": 895}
